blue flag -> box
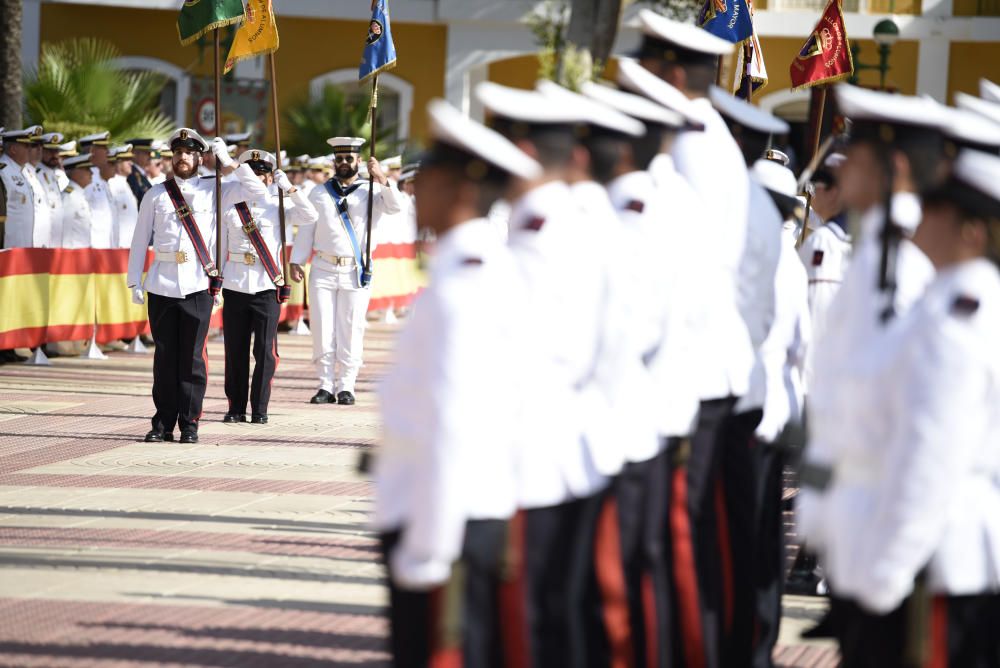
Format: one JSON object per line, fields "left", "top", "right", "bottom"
{"left": 359, "top": 0, "right": 397, "bottom": 82}
{"left": 698, "top": 0, "right": 753, "bottom": 44}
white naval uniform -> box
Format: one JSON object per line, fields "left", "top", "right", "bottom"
{"left": 37, "top": 164, "right": 65, "bottom": 247}
{"left": 218, "top": 185, "right": 318, "bottom": 294}
{"left": 507, "top": 180, "right": 609, "bottom": 508}
{"left": 376, "top": 219, "right": 519, "bottom": 588}
{"left": 797, "top": 193, "right": 933, "bottom": 553}
{"left": 291, "top": 178, "right": 402, "bottom": 394}
{"left": 0, "top": 155, "right": 53, "bottom": 248}
{"left": 54, "top": 168, "right": 68, "bottom": 193}
{"left": 797, "top": 217, "right": 852, "bottom": 389}
{"left": 60, "top": 184, "right": 94, "bottom": 249}
{"left": 84, "top": 168, "right": 115, "bottom": 249}
{"left": 823, "top": 258, "right": 1000, "bottom": 613}
{"left": 109, "top": 174, "right": 139, "bottom": 249}
{"left": 670, "top": 98, "right": 754, "bottom": 401}
{"left": 127, "top": 165, "right": 269, "bottom": 297}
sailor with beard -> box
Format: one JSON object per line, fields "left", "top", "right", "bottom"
{"left": 290, "top": 137, "right": 402, "bottom": 406}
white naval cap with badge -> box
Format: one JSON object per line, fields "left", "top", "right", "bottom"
{"left": 58, "top": 140, "right": 78, "bottom": 157}
{"left": 40, "top": 132, "right": 66, "bottom": 149}
{"left": 238, "top": 149, "right": 277, "bottom": 174}
{"left": 535, "top": 79, "right": 646, "bottom": 137}
{"left": 168, "top": 127, "right": 210, "bottom": 152}
{"left": 1, "top": 125, "right": 44, "bottom": 144}
{"left": 616, "top": 58, "right": 705, "bottom": 128}
{"left": 63, "top": 154, "right": 94, "bottom": 171}
{"left": 78, "top": 130, "right": 111, "bottom": 148}
{"left": 981, "top": 78, "right": 1000, "bottom": 104}
{"left": 327, "top": 136, "right": 366, "bottom": 153}
{"left": 937, "top": 104, "right": 1000, "bottom": 155}
{"left": 710, "top": 86, "right": 790, "bottom": 136}
{"left": 109, "top": 144, "right": 135, "bottom": 161}
{"left": 580, "top": 81, "right": 685, "bottom": 129}
{"left": 475, "top": 81, "right": 586, "bottom": 126}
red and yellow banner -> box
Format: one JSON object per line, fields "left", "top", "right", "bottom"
{"left": 789, "top": 0, "right": 854, "bottom": 91}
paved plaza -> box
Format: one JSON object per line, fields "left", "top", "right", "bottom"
{"left": 0, "top": 324, "right": 837, "bottom": 667}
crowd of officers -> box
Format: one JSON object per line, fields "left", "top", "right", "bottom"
{"left": 374, "top": 10, "right": 1000, "bottom": 668}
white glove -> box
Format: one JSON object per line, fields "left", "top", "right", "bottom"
{"left": 131, "top": 287, "right": 145, "bottom": 305}
{"left": 273, "top": 169, "right": 294, "bottom": 193}
{"left": 211, "top": 137, "right": 235, "bottom": 168}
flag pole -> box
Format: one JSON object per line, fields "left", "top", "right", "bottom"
{"left": 213, "top": 29, "right": 223, "bottom": 280}
{"left": 363, "top": 73, "right": 378, "bottom": 284}
{"left": 267, "top": 52, "right": 290, "bottom": 289}
{"left": 797, "top": 86, "right": 829, "bottom": 247}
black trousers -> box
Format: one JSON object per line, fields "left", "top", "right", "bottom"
{"left": 721, "top": 408, "right": 764, "bottom": 668}
{"left": 381, "top": 519, "right": 508, "bottom": 668}
{"left": 147, "top": 290, "right": 213, "bottom": 433}
{"left": 524, "top": 493, "right": 606, "bottom": 668}
{"left": 833, "top": 592, "right": 1000, "bottom": 668}
{"left": 682, "top": 396, "right": 738, "bottom": 668}
{"left": 222, "top": 288, "right": 280, "bottom": 417}
{"left": 750, "top": 442, "right": 786, "bottom": 668}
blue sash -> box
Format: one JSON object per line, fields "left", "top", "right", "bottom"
{"left": 323, "top": 180, "right": 370, "bottom": 287}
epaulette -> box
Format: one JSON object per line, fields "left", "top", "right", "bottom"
{"left": 625, "top": 200, "right": 645, "bottom": 214}
{"left": 523, "top": 216, "right": 546, "bottom": 232}
{"left": 951, "top": 294, "right": 980, "bottom": 317}
{"left": 461, "top": 257, "right": 484, "bottom": 267}
{"left": 812, "top": 250, "right": 825, "bottom": 266}
{"left": 64, "top": 185, "right": 74, "bottom": 193}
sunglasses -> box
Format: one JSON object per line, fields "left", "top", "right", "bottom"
{"left": 334, "top": 155, "right": 357, "bottom": 164}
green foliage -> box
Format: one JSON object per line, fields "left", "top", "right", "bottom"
{"left": 23, "top": 38, "right": 173, "bottom": 142}
{"left": 525, "top": 1, "right": 614, "bottom": 90}
{"left": 282, "top": 83, "right": 398, "bottom": 159}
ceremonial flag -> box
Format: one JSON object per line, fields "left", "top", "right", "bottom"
{"left": 790, "top": 0, "right": 854, "bottom": 90}
{"left": 699, "top": 0, "right": 753, "bottom": 45}
{"left": 177, "top": 0, "right": 247, "bottom": 46}
{"left": 359, "top": 0, "right": 398, "bottom": 82}
{"left": 734, "top": 6, "right": 767, "bottom": 100}
{"left": 224, "top": 0, "right": 279, "bottom": 73}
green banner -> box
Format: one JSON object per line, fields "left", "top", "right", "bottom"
{"left": 177, "top": 0, "right": 246, "bottom": 46}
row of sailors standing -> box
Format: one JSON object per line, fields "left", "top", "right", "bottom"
{"left": 374, "top": 10, "right": 820, "bottom": 668}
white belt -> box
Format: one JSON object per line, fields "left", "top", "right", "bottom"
{"left": 155, "top": 250, "right": 191, "bottom": 264}
{"left": 316, "top": 251, "right": 355, "bottom": 267}
{"left": 229, "top": 251, "right": 257, "bottom": 265}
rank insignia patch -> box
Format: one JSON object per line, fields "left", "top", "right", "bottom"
{"left": 812, "top": 250, "right": 825, "bottom": 266}
{"left": 951, "top": 295, "right": 980, "bottom": 316}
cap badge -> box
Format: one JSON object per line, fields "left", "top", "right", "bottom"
{"left": 180, "top": 129, "right": 189, "bottom": 140}
{"left": 252, "top": 150, "right": 260, "bottom": 161}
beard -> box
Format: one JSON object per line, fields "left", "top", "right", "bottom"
{"left": 172, "top": 159, "right": 198, "bottom": 179}
{"left": 336, "top": 163, "right": 358, "bottom": 180}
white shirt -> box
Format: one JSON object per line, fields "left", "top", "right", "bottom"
{"left": 219, "top": 185, "right": 318, "bottom": 295}
{"left": 670, "top": 99, "right": 754, "bottom": 400}
{"left": 36, "top": 164, "right": 65, "bottom": 247}
{"left": 291, "top": 177, "right": 402, "bottom": 284}
{"left": 507, "top": 180, "right": 609, "bottom": 508}
{"left": 108, "top": 174, "right": 138, "bottom": 249}
{"left": 825, "top": 259, "right": 1000, "bottom": 613}
{"left": 84, "top": 168, "right": 115, "bottom": 249}
{"left": 127, "top": 165, "right": 269, "bottom": 298}
{"left": 376, "top": 219, "right": 520, "bottom": 589}
{"left": 0, "top": 154, "right": 52, "bottom": 248}
{"left": 60, "top": 183, "right": 93, "bottom": 249}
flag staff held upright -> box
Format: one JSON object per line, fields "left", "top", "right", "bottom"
{"left": 268, "top": 52, "right": 292, "bottom": 301}
{"left": 213, "top": 30, "right": 223, "bottom": 290}
{"left": 363, "top": 74, "right": 378, "bottom": 287}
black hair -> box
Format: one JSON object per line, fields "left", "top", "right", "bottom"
{"left": 489, "top": 118, "right": 576, "bottom": 168}
{"left": 724, "top": 120, "right": 771, "bottom": 167}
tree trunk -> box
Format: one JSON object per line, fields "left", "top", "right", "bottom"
{"left": 0, "top": 0, "right": 24, "bottom": 129}
{"left": 567, "top": 0, "right": 623, "bottom": 65}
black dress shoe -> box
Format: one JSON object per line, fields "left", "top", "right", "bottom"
{"left": 310, "top": 389, "right": 335, "bottom": 404}
{"left": 179, "top": 430, "right": 199, "bottom": 444}
{"left": 251, "top": 415, "right": 268, "bottom": 424}
{"left": 144, "top": 430, "right": 175, "bottom": 442}
{"left": 337, "top": 391, "right": 356, "bottom": 405}
{"left": 223, "top": 414, "right": 246, "bottom": 423}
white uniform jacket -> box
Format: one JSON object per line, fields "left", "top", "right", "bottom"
{"left": 0, "top": 155, "right": 52, "bottom": 248}
{"left": 127, "top": 165, "right": 269, "bottom": 298}
{"left": 376, "top": 219, "right": 520, "bottom": 589}
{"left": 291, "top": 178, "right": 402, "bottom": 285}
{"left": 507, "top": 180, "right": 609, "bottom": 508}
{"left": 37, "top": 164, "right": 65, "bottom": 247}
{"left": 670, "top": 99, "right": 754, "bottom": 400}
{"left": 219, "top": 185, "right": 318, "bottom": 295}
{"left": 825, "top": 259, "right": 1000, "bottom": 613}
{"left": 60, "top": 184, "right": 93, "bottom": 249}
{"left": 108, "top": 174, "right": 139, "bottom": 249}
{"left": 84, "top": 168, "right": 116, "bottom": 249}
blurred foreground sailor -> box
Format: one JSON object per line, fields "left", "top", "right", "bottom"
{"left": 291, "top": 136, "right": 402, "bottom": 406}
{"left": 375, "top": 99, "right": 540, "bottom": 668}
{"left": 827, "top": 150, "right": 1000, "bottom": 667}
{"left": 127, "top": 129, "right": 269, "bottom": 445}
{"left": 219, "top": 150, "right": 317, "bottom": 424}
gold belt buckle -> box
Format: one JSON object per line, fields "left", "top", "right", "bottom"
{"left": 175, "top": 205, "right": 192, "bottom": 218}
{"left": 175, "top": 250, "right": 189, "bottom": 264}
{"left": 242, "top": 218, "right": 258, "bottom": 234}
{"left": 243, "top": 252, "right": 256, "bottom": 265}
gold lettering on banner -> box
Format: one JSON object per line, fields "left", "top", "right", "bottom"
{"left": 822, "top": 16, "right": 844, "bottom": 70}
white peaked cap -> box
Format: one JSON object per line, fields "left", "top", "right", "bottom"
{"left": 535, "top": 80, "right": 645, "bottom": 137}
{"left": 238, "top": 149, "right": 277, "bottom": 167}
{"left": 752, "top": 158, "right": 797, "bottom": 199}
{"left": 326, "top": 136, "right": 366, "bottom": 151}
{"left": 636, "top": 8, "right": 734, "bottom": 56}
{"left": 382, "top": 155, "right": 403, "bottom": 169}
{"left": 955, "top": 92, "right": 1000, "bottom": 128}
{"left": 616, "top": 58, "right": 704, "bottom": 127}
{"left": 952, "top": 149, "right": 1000, "bottom": 203}
{"left": 824, "top": 152, "right": 847, "bottom": 169}
{"left": 167, "top": 127, "right": 209, "bottom": 151}
{"left": 710, "top": 86, "right": 790, "bottom": 135}
{"left": 426, "top": 99, "right": 543, "bottom": 181}
{"left": 474, "top": 81, "right": 586, "bottom": 124}
{"left": 834, "top": 84, "right": 948, "bottom": 129}
{"left": 581, "top": 81, "right": 684, "bottom": 128}
{"left": 980, "top": 78, "right": 1000, "bottom": 104}
{"left": 938, "top": 104, "right": 1000, "bottom": 149}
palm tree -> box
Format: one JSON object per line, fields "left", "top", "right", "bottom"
{"left": 0, "top": 0, "right": 24, "bottom": 128}
{"left": 282, "top": 83, "right": 398, "bottom": 159}
{"left": 23, "top": 38, "right": 173, "bottom": 141}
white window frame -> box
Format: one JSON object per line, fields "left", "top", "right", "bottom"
{"left": 309, "top": 69, "right": 413, "bottom": 142}
{"left": 113, "top": 56, "right": 190, "bottom": 125}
